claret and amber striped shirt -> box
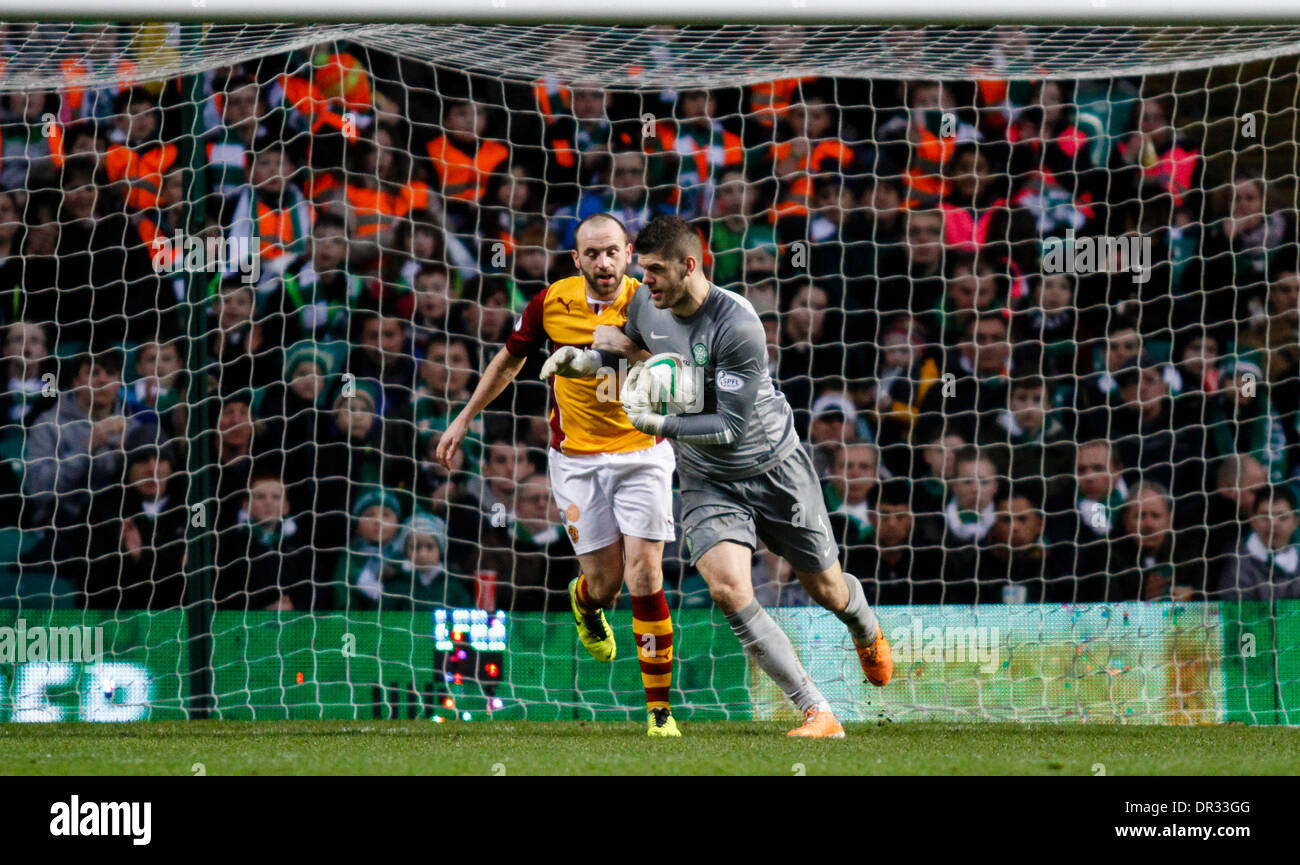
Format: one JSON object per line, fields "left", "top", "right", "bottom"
{"left": 505, "top": 274, "right": 654, "bottom": 456}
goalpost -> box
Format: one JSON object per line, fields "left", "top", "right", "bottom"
{"left": 0, "top": 14, "right": 1297, "bottom": 725}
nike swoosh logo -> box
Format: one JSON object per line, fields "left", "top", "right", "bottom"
{"left": 650, "top": 331, "right": 667, "bottom": 339}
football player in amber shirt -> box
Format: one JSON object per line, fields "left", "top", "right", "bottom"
{"left": 437, "top": 213, "right": 680, "bottom": 737}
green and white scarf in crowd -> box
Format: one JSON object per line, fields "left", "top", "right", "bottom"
{"left": 1077, "top": 477, "right": 1129, "bottom": 536}
{"left": 944, "top": 499, "right": 996, "bottom": 542}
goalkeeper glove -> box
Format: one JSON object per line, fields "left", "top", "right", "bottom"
{"left": 619, "top": 363, "right": 666, "bottom": 436}
{"left": 539, "top": 345, "right": 603, "bottom": 380}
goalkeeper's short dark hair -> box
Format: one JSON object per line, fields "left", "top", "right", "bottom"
{"left": 634, "top": 215, "right": 703, "bottom": 263}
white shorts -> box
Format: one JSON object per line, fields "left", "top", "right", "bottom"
{"left": 547, "top": 440, "right": 676, "bottom": 556}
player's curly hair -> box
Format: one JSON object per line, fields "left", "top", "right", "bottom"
{"left": 634, "top": 214, "right": 703, "bottom": 263}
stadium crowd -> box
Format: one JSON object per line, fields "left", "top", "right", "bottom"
{"left": 1, "top": 32, "right": 1299, "bottom": 613}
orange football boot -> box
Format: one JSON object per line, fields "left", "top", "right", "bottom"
{"left": 787, "top": 707, "right": 845, "bottom": 738}
{"left": 856, "top": 626, "right": 893, "bottom": 687}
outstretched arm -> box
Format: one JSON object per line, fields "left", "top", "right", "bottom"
{"left": 436, "top": 345, "right": 526, "bottom": 467}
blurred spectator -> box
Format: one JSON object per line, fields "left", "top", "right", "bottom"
{"left": 766, "top": 95, "right": 855, "bottom": 228}
{"left": 349, "top": 306, "right": 418, "bottom": 415}
{"left": 943, "top": 446, "right": 999, "bottom": 543}
{"left": 542, "top": 85, "right": 613, "bottom": 209}
{"left": 980, "top": 481, "right": 1068, "bottom": 603}
{"left": 1100, "top": 360, "right": 1205, "bottom": 497}
{"left": 878, "top": 81, "right": 980, "bottom": 210}
{"left": 822, "top": 441, "right": 880, "bottom": 540}
{"left": 313, "top": 377, "right": 415, "bottom": 525}
{"left": 1048, "top": 438, "right": 1129, "bottom": 597}
{"left": 213, "top": 390, "right": 278, "bottom": 529}
{"left": 78, "top": 443, "right": 188, "bottom": 609}
{"left": 385, "top": 511, "right": 476, "bottom": 610}
{"left": 124, "top": 337, "right": 186, "bottom": 441}
{"left": 871, "top": 317, "right": 940, "bottom": 472}
{"left": 934, "top": 252, "right": 1004, "bottom": 347}
{"left": 460, "top": 275, "right": 518, "bottom": 351}
{"left": 1109, "top": 480, "right": 1206, "bottom": 602}
{"left": 1206, "top": 454, "right": 1269, "bottom": 564}
{"left": 1, "top": 321, "right": 52, "bottom": 439}
{"left": 807, "top": 394, "right": 869, "bottom": 478}
{"left": 271, "top": 214, "right": 364, "bottom": 342}
{"left": 1, "top": 90, "right": 59, "bottom": 191}
{"left": 333, "top": 486, "right": 406, "bottom": 611}
{"left": 203, "top": 75, "right": 265, "bottom": 219}
{"left": 917, "top": 309, "right": 1012, "bottom": 443}
{"left": 912, "top": 430, "right": 966, "bottom": 520}
{"left": 55, "top": 155, "right": 163, "bottom": 347}
{"left": 873, "top": 208, "right": 946, "bottom": 320}
{"left": 1201, "top": 173, "right": 1295, "bottom": 327}
{"left": 409, "top": 263, "right": 466, "bottom": 352}
{"left": 1076, "top": 317, "right": 1163, "bottom": 412}
{"left": 981, "top": 373, "right": 1072, "bottom": 491}
{"left": 706, "top": 167, "right": 776, "bottom": 290}
{"left": 263, "top": 341, "right": 338, "bottom": 507}
{"left": 411, "top": 335, "right": 480, "bottom": 465}
{"left": 552, "top": 149, "right": 670, "bottom": 250}
{"left": 1216, "top": 485, "right": 1300, "bottom": 601}
{"left": 1173, "top": 330, "right": 1222, "bottom": 397}
{"left": 641, "top": 88, "right": 743, "bottom": 221}
{"left": 1112, "top": 94, "right": 1203, "bottom": 219}
{"left": 0, "top": 188, "right": 20, "bottom": 312}
{"left": 207, "top": 279, "right": 285, "bottom": 395}
{"left": 500, "top": 218, "right": 554, "bottom": 301}
{"left": 483, "top": 166, "right": 547, "bottom": 264}
{"left": 484, "top": 472, "right": 575, "bottom": 611}
{"left": 339, "top": 128, "right": 431, "bottom": 258}
{"left": 104, "top": 87, "right": 177, "bottom": 212}
{"left": 468, "top": 437, "right": 535, "bottom": 520}
{"left": 227, "top": 142, "right": 312, "bottom": 285}
{"left": 778, "top": 282, "right": 866, "bottom": 434}
{"left": 1014, "top": 273, "right": 1079, "bottom": 380}
{"left": 1007, "top": 80, "right": 1103, "bottom": 203}
{"left": 23, "top": 349, "right": 148, "bottom": 529}
{"left": 940, "top": 445, "right": 1000, "bottom": 601}
{"left": 940, "top": 141, "right": 1012, "bottom": 263}
{"left": 1204, "top": 354, "right": 1289, "bottom": 485}
{"left": 851, "top": 478, "right": 943, "bottom": 604}
{"left": 426, "top": 98, "right": 509, "bottom": 229}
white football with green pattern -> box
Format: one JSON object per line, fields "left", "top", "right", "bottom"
{"left": 642, "top": 352, "right": 699, "bottom": 416}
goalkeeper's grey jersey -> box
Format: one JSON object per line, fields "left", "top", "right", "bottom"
{"left": 624, "top": 283, "right": 799, "bottom": 480}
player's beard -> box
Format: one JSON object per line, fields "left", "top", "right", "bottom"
{"left": 583, "top": 266, "right": 625, "bottom": 299}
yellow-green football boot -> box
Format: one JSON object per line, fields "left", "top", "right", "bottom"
{"left": 568, "top": 578, "right": 616, "bottom": 662}
{"left": 647, "top": 708, "right": 682, "bottom": 738}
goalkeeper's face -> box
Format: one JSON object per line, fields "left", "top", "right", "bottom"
{"left": 636, "top": 253, "right": 689, "bottom": 309}
{"left": 573, "top": 222, "right": 631, "bottom": 298}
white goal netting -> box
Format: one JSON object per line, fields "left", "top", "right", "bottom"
{"left": 0, "top": 22, "right": 1296, "bottom": 725}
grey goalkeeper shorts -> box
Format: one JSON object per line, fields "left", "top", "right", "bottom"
{"left": 678, "top": 445, "right": 839, "bottom": 574}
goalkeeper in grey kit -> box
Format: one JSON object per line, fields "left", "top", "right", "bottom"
{"left": 595, "top": 215, "right": 892, "bottom": 738}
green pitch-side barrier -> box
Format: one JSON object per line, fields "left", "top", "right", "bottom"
{"left": 0, "top": 603, "right": 1296, "bottom": 725}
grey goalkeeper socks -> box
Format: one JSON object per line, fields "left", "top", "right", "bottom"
{"left": 725, "top": 599, "right": 826, "bottom": 714}
{"left": 834, "top": 573, "right": 880, "bottom": 647}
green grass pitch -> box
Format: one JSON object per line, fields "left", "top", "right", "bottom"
{"left": 1, "top": 721, "right": 1297, "bottom": 775}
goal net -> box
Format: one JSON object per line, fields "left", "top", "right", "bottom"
{"left": 0, "top": 21, "right": 1297, "bottom": 725}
